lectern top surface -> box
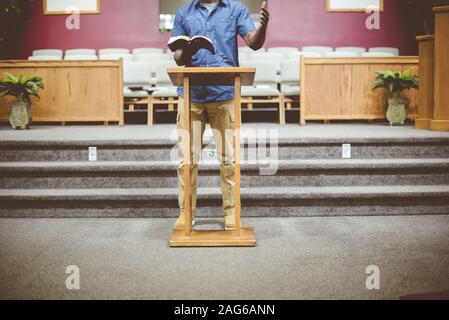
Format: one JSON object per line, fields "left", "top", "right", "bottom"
{"left": 167, "top": 67, "right": 255, "bottom": 86}
{"left": 434, "top": 5, "right": 449, "bottom": 13}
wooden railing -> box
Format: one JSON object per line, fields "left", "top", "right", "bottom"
{"left": 0, "top": 60, "right": 124, "bottom": 126}
{"left": 300, "top": 57, "right": 419, "bottom": 125}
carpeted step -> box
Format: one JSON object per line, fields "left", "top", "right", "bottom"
{"left": 1, "top": 185, "right": 448, "bottom": 218}
{"left": 1, "top": 159, "right": 449, "bottom": 189}
{"left": 2, "top": 137, "right": 449, "bottom": 162}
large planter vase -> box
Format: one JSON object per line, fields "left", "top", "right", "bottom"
{"left": 9, "top": 99, "right": 31, "bottom": 130}
{"left": 386, "top": 97, "right": 407, "bottom": 126}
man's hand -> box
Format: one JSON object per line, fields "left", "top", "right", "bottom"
{"left": 259, "top": 1, "right": 270, "bottom": 29}
{"left": 173, "top": 41, "right": 200, "bottom": 66}
{"left": 244, "top": 1, "right": 270, "bottom": 51}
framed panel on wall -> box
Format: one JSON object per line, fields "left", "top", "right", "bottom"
{"left": 44, "top": 0, "right": 101, "bottom": 15}
{"left": 327, "top": 0, "right": 384, "bottom": 12}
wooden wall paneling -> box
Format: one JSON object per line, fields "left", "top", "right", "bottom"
{"left": 0, "top": 60, "right": 122, "bottom": 124}
{"left": 300, "top": 57, "right": 419, "bottom": 124}
{"left": 352, "top": 64, "right": 383, "bottom": 119}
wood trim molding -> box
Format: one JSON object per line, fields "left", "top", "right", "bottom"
{"left": 302, "top": 57, "right": 419, "bottom": 65}
{"left": 43, "top": 0, "right": 101, "bottom": 15}
{"left": 0, "top": 60, "right": 119, "bottom": 68}
{"left": 326, "top": 0, "right": 384, "bottom": 12}
{"left": 416, "top": 35, "right": 435, "bottom": 42}
{"left": 433, "top": 5, "right": 449, "bottom": 13}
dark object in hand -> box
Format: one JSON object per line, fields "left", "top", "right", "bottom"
{"left": 168, "top": 35, "right": 215, "bottom": 55}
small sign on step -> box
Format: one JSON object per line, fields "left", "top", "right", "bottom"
{"left": 342, "top": 144, "right": 351, "bottom": 159}
{"left": 88, "top": 147, "right": 97, "bottom": 162}
{"left": 207, "top": 150, "right": 217, "bottom": 158}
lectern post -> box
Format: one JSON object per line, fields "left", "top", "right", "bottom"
{"left": 415, "top": 35, "right": 435, "bottom": 130}
{"left": 168, "top": 67, "right": 256, "bottom": 247}
{"left": 182, "top": 75, "right": 192, "bottom": 237}
{"left": 431, "top": 6, "right": 449, "bottom": 131}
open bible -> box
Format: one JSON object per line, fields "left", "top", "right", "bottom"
{"left": 167, "top": 35, "right": 215, "bottom": 55}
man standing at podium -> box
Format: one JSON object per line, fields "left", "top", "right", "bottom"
{"left": 172, "top": 0, "right": 269, "bottom": 230}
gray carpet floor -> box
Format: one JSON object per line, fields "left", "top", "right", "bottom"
{"left": 2, "top": 123, "right": 449, "bottom": 141}
{"left": 1, "top": 216, "right": 449, "bottom": 300}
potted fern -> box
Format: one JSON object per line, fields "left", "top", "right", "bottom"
{"left": 373, "top": 69, "right": 419, "bottom": 126}
{"left": 0, "top": 72, "right": 44, "bottom": 129}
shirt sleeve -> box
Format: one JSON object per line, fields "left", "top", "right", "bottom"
{"left": 237, "top": 4, "right": 256, "bottom": 38}
{"left": 171, "top": 11, "right": 186, "bottom": 37}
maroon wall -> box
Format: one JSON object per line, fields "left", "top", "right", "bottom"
{"left": 17, "top": 0, "right": 415, "bottom": 58}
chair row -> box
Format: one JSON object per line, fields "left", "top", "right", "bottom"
{"left": 29, "top": 49, "right": 395, "bottom": 63}
{"left": 31, "top": 48, "right": 166, "bottom": 57}
{"left": 123, "top": 59, "right": 304, "bottom": 125}
{"left": 239, "top": 46, "right": 400, "bottom": 56}
{"left": 239, "top": 49, "right": 397, "bottom": 63}
{"left": 28, "top": 51, "right": 175, "bottom": 62}
{"left": 125, "top": 50, "right": 409, "bottom": 125}
{"left": 31, "top": 46, "right": 400, "bottom": 60}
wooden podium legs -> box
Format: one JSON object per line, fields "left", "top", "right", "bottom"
{"left": 169, "top": 73, "right": 256, "bottom": 247}
{"left": 183, "top": 75, "right": 192, "bottom": 237}
{"left": 234, "top": 75, "right": 242, "bottom": 236}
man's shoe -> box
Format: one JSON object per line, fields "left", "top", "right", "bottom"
{"left": 224, "top": 214, "right": 236, "bottom": 231}
{"left": 174, "top": 214, "right": 196, "bottom": 230}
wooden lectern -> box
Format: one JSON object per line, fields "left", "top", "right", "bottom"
{"left": 415, "top": 35, "right": 435, "bottom": 130}
{"left": 167, "top": 67, "right": 256, "bottom": 247}
{"left": 432, "top": 6, "right": 449, "bottom": 131}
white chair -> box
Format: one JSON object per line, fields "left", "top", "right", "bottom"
{"left": 123, "top": 61, "right": 153, "bottom": 125}
{"left": 335, "top": 47, "right": 366, "bottom": 55}
{"left": 280, "top": 59, "right": 301, "bottom": 112}
{"left": 361, "top": 52, "right": 395, "bottom": 57}
{"left": 151, "top": 60, "right": 179, "bottom": 121}
{"left": 133, "top": 48, "right": 164, "bottom": 54}
{"left": 64, "top": 54, "right": 98, "bottom": 61}
{"left": 239, "top": 46, "right": 266, "bottom": 53}
{"left": 287, "top": 51, "right": 323, "bottom": 60}
{"left": 268, "top": 47, "right": 299, "bottom": 56}
{"left": 241, "top": 61, "right": 284, "bottom": 124}
{"left": 302, "top": 46, "right": 333, "bottom": 53}
{"left": 65, "top": 49, "right": 96, "bottom": 56}
{"left": 239, "top": 57, "right": 251, "bottom": 67}
{"left": 239, "top": 52, "right": 249, "bottom": 63}
{"left": 153, "top": 60, "right": 178, "bottom": 89}
{"left": 32, "top": 49, "right": 63, "bottom": 58}
{"left": 28, "top": 55, "right": 62, "bottom": 61}
{"left": 323, "top": 51, "right": 359, "bottom": 58}
{"left": 164, "top": 52, "right": 174, "bottom": 61}
{"left": 99, "top": 48, "right": 130, "bottom": 55}
{"left": 248, "top": 52, "right": 284, "bottom": 61}
{"left": 369, "top": 47, "right": 399, "bottom": 56}
{"left": 268, "top": 47, "right": 300, "bottom": 59}
{"left": 99, "top": 53, "right": 133, "bottom": 61}
{"left": 133, "top": 52, "right": 171, "bottom": 62}
{"left": 248, "top": 52, "right": 283, "bottom": 69}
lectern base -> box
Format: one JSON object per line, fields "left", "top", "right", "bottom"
{"left": 415, "top": 118, "right": 432, "bottom": 130}
{"left": 169, "top": 228, "right": 256, "bottom": 247}
{"left": 431, "top": 120, "right": 449, "bottom": 132}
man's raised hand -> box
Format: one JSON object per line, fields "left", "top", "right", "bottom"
{"left": 259, "top": 1, "right": 270, "bottom": 28}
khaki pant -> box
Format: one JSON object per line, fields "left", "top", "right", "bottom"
{"left": 177, "top": 97, "right": 236, "bottom": 218}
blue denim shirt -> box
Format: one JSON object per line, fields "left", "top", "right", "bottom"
{"left": 172, "top": 0, "right": 256, "bottom": 103}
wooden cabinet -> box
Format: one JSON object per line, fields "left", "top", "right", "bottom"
{"left": 0, "top": 60, "right": 124, "bottom": 125}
